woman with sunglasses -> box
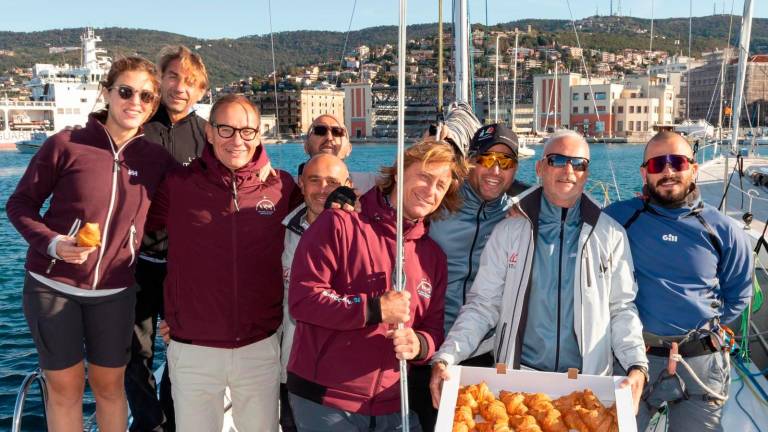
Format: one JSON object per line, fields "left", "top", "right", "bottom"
{"left": 7, "top": 56, "right": 177, "bottom": 431}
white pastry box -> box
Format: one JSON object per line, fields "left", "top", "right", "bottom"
{"left": 434, "top": 365, "right": 637, "bottom": 431}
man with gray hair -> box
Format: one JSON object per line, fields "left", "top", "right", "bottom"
{"left": 429, "top": 130, "right": 649, "bottom": 415}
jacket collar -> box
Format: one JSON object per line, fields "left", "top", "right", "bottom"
{"left": 149, "top": 105, "right": 199, "bottom": 128}
{"left": 283, "top": 203, "right": 309, "bottom": 235}
{"left": 360, "top": 188, "right": 427, "bottom": 241}
{"left": 643, "top": 184, "right": 703, "bottom": 219}
{"left": 513, "top": 185, "right": 602, "bottom": 234}
{"left": 462, "top": 181, "right": 510, "bottom": 210}
{"left": 82, "top": 111, "right": 145, "bottom": 151}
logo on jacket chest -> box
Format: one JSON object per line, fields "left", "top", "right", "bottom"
{"left": 662, "top": 233, "right": 678, "bottom": 242}
{"left": 416, "top": 278, "right": 432, "bottom": 299}
{"left": 508, "top": 252, "right": 519, "bottom": 268}
{"left": 127, "top": 169, "right": 138, "bottom": 177}
{"left": 256, "top": 196, "right": 276, "bottom": 216}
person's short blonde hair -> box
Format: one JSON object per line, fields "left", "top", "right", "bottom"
{"left": 157, "top": 45, "right": 209, "bottom": 90}
{"left": 377, "top": 141, "right": 468, "bottom": 221}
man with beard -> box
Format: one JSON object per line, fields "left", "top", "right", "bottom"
{"left": 604, "top": 131, "right": 752, "bottom": 432}
{"left": 430, "top": 130, "right": 648, "bottom": 415}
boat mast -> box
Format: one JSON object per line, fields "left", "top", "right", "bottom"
{"left": 437, "top": 0, "right": 444, "bottom": 115}
{"left": 512, "top": 30, "right": 519, "bottom": 131}
{"left": 454, "top": 0, "right": 470, "bottom": 103}
{"left": 730, "top": 0, "right": 754, "bottom": 153}
{"left": 395, "top": 0, "right": 410, "bottom": 429}
{"left": 267, "top": 0, "right": 280, "bottom": 138}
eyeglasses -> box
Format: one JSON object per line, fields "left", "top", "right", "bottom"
{"left": 212, "top": 123, "right": 259, "bottom": 141}
{"left": 641, "top": 154, "right": 695, "bottom": 174}
{"left": 109, "top": 85, "right": 156, "bottom": 104}
{"left": 545, "top": 153, "right": 590, "bottom": 172}
{"left": 475, "top": 151, "right": 517, "bottom": 170}
{"left": 311, "top": 124, "right": 346, "bottom": 138}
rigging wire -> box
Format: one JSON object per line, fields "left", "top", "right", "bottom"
{"left": 337, "top": 0, "right": 359, "bottom": 84}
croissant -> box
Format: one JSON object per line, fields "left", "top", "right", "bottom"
{"left": 452, "top": 421, "right": 470, "bottom": 432}
{"left": 510, "top": 415, "right": 544, "bottom": 432}
{"left": 480, "top": 400, "right": 508, "bottom": 423}
{"left": 454, "top": 405, "right": 475, "bottom": 429}
{"left": 562, "top": 409, "right": 590, "bottom": 432}
{"left": 457, "top": 391, "right": 480, "bottom": 415}
{"left": 477, "top": 382, "right": 496, "bottom": 404}
{"left": 76, "top": 222, "right": 101, "bottom": 247}
{"left": 499, "top": 391, "right": 528, "bottom": 415}
{"left": 539, "top": 409, "right": 568, "bottom": 432}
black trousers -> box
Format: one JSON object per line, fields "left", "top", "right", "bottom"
{"left": 408, "top": 352, "right": 494, "bottom": 432}
{"left": 125, "top": 259, "right": 175, "bottom": 432}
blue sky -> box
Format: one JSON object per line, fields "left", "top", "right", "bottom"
{"left": 2, "top": 0, "right": 766, "bottom": 39}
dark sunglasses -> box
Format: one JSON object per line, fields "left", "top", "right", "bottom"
{"left": 212, "top": 123, "right": 259, "bottom": 141}
{"left": 545, "top": 153, "right": 590, "bottom": 172}
{"left": 311, "top": 124, "right": 346, "bottom": 138}
{"left": 641, "top": 154, "right": 695, "bottom": 174}
{"left": 109, "top": 85, "right": 156, "bottom": 104}
{"left": 475, "top": 151, "right": 517, "bottom": 170}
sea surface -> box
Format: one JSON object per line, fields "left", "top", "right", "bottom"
{"left": 0, "top": 142, "right": 652, "bottom": 429}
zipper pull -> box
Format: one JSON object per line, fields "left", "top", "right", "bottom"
{"left": 46, "top": 258, "right": 56, "bottom": 274}
{"left": 231, "top": 175, "right": 240, "bottom": 212}
{"left": 113, "top": 156, "right": 120, "bottom": 173}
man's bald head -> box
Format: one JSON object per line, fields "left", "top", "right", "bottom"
{"left": 300, "top": 153, "right": 351, "bottom": 223}
{"left": 644, "top": 131, "right": 693, "bottom": 162}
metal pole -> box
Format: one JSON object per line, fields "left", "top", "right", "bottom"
{"left": 512, "top": 30, "right": 519, "bottom": 131}
{"left": 438, "top": 0, "right": 444, "bottom": 115}
{"left": 12, "top": 369, "right": 48, "bottom": 432}
{"left": 454, "top": 0, "right": 470, "bottom": 103}
{"left": 554, "top": 61, "right": 559, "bottom": 129}
{"left": 722, "top": 154, "right": 729, "bottom": 214}
{"left": 495, "top": 34, "right": 503, "bottom": 123}
{"left": 730, "top": 0, "right": 754, "bottom": 153}
{"left": 396, "top": 0, "right": 410, "bottom": 429}
{"left": 687, "top": 0, "right": 692, "bottom": 120}
{"left": 267, "top": 0, "right": 280, "bottom": 138}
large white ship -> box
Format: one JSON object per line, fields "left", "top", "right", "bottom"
{"left": 0, "top": 28, "right": 110, "bottom": 152}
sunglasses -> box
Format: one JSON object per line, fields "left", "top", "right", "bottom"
{"left": 109, "top": 85, "right": 156, "bottom": 104}
{"left": 311, "top": 125, "right": 346, "bottom": 138}
{"left": 212, "top": 123, "right": 259, "bottom": 141}
{"left": 545, "top": 153, "right": 590, "bottom": 172}
{"left": 475, "top": 151, "right": 517, "bottom": 170}
{"left": 641, "top": 154, "right": 695, "bottom": 174}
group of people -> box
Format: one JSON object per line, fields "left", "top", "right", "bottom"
{"left": 6, "top": 45, "right": 753, "bottom": 432}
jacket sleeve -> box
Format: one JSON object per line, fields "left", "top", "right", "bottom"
{"left": 718, "top": 222, "right": 754, "bottom": 324}
{"left": 411, "top": 249, "right": 447, "bottom": 365}
{"left": 288, "top": 211, "right": 370, "bottom": 330}
{"left": 145, "top": 176, "right": 171, "bottom": 232}
{"left": 606, "top": 217, "right": 648, "bottom": 371}
{"left": 434, "top": 219, "right": 509, "bottom": 366}
{"left": 6, "top": 138, "right": 64, "bottom": 256}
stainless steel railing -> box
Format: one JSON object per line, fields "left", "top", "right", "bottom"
{"left": 12, "top": 368, "right": 48, "bottom": 432}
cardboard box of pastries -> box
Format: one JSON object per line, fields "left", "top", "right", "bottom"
{"left": 435, "top": 365, "right": 637, "bottom": 432}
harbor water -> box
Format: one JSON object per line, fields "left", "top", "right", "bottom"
{"left": 0, "top": 142, "right": 649, "bottom": 429}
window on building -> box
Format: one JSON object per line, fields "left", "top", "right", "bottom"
{"left": 618, "top": 106, "right": 624, "bottom": 114}
{"left": 573, "top": 93, "right": 580, "bottom": 101}
{"left": 629, "top": 121, "right": 634, "bottom": 131}
{"left": 644, "top": 106, "right": 648, "bottom": 113}
{"left": 584, "top": 93, "right": 591, "bottom": 100}
{"left": 617, "top": 121, "right": 624, "bottom": 132}
{"left": 597, "top": 105, "right": 606, "bottom": 113}
{"left": 629, "top": 106, "right": 635, "bottom": 114}
{"left": 643, "top": 121, "right": 648, "bottom": 131}
{"left": 573, "top": 106, "right": 579, "bottom": 114}
{"left": 595, "top": 92, "right": 606, "bottom": 100}
{"left": 583, "top": 106, "right": 589, "bottom": 114}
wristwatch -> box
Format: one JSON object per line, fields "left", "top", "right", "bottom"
{"left": 627, "top": 364, "right": 650, "bottom": 383}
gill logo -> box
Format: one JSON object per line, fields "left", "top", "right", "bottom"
{"left": 662, "top": 233, "right": 678, "bottom": 242}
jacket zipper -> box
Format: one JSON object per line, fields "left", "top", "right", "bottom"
{"left": 91, "top": 131, "right": 142, "bottom": 289}
{"left": 496, "top": 322, "right": 508, "bottom": 362}
{"left": 461, "top": 201, "right": 485, "bottom": 303}
{"left": 231, "top": 173, "right": 240, "bottom": 344}
{"left": 127, "top": 223, "right": 137, "bottom": 266}
{"left": 47, "top": 218, "right": 82, "bottom": 274}
{"left": 554, "top": 207, "right": 567, "bottom": 371}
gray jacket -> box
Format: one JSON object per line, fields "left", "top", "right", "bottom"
{"left": 434, "top": 186, "right": 648, "bottom": 375}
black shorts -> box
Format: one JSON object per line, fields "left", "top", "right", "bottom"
{"left": 23, "top": 273, "right": 136, "bottom": 371}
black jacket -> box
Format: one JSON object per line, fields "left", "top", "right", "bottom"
{"left": 140, "top": 106, "right": 207, "bottom": 259}
{"left": 143, "top": 107, "right": 207, "bottom": 166}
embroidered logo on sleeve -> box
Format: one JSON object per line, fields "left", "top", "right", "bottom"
{"left": 416, "top": 278, "right": 433, "bottom": 299}
{"left": 321, "top": 290, "right": 361, "bottom": 306}
{"left": 508, "top": 252, "right": 519, "bottom": 268}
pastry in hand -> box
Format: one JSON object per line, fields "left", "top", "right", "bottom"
{"left": 76, "top": 223, "right": 101, "bottom": 247}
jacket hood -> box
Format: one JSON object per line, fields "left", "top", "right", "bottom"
{"left": 150, "top": 105, "right": 201, "bottom": 127}
{"left": 360, "top": 188, "right": 427, "bottom": 241}
{"left": 643, "top": 183, "right": 702, "bottom": 219}
{"left": 512, "top": 185, "right": 601, "bottom": 238}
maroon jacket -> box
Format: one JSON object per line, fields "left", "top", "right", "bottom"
{"left": 150, "top": 143, "right": 301, "bottom": 349}
{"left": 287, "top": 188, "right": 446, "bottom": 416}
{"left": 7, "top": 113, "right": 177, "bottom": 289}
